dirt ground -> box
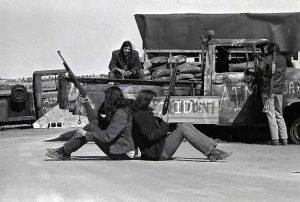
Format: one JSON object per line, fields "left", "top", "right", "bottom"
{"left": 0, "top": 127, "right": 299, "bottom": 202}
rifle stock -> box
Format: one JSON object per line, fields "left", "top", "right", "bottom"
{"left": 162, "top": 97, "right": 170, "bottom": 115}
{"left": 162, "top": 61, "right": 178, "bottom": 115}
{"left": 57, "top": 51, "right": 87, "bottom": 98}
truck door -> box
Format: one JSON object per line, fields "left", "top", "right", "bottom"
{"left": 206, "top": 44, "right": 265, "bottom": 125}
{"left": 33, "top": 69, "right": 66, "bottom": 119}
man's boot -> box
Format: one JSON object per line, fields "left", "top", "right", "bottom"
{"left": 270, "top": 139, "right": 279, "bottom": 146}
{"left": 281, "top": 139, "right": 288, "bottom": 145}
{"left": 207, "top": 148, "right": 232, "bottom": 162}
{"left": 46, "top": 147, "right": 60, "bottom": 153}
{"left": 46, "top": 147, "right": 71, "bottom": 160}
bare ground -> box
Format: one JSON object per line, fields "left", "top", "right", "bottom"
{"left": 0, "top": 128, "right": 299, "bottom": 202}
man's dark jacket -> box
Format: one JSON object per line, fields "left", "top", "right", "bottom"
{"left": 83, "top": 101, "right": 135, "bottom": 155}
{"left": 258, "top": 54, "right": 287, "bottom": 96}
{"left": 132, "top": 109, "right": 169, "bottom": 160}
{"left": 108, "top": 49, "right": 142, "bottom": 73}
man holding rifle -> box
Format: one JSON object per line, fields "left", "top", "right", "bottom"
{"left": 108, "top": 41, "right": 144, "bottom": 79}
{"left": 258, "top": 43, "right": 288, "bottom": 146}
{"left": 46, "top": 52, "right": 136, "bottom": 160}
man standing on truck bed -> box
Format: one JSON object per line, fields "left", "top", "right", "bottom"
{"left": 108, "top": 40, "right": 144, "bottom": 79}
{"left": 258, "top": 43, "right": 288, "bottom": 146}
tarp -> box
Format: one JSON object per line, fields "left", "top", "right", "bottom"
{"left": 135, "top": 12, "right": 300, "bottom": 52}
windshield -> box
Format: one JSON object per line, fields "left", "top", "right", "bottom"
{"left": 215, "top": 45, "right": 258, "bottom": 73}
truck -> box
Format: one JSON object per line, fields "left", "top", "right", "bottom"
{"left": 56, "top": 37, "right": 300, "bottom": 145}
{"left": 2, "top": 12, "right": 300, "bottom": 145}
{"left": 0, "top": 69, "right": 66, "bottom": 126}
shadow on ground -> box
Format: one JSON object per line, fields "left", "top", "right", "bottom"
{"left": 196, "top": 125, "right": 271, "bottom": 144}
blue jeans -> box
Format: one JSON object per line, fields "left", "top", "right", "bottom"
{"left": 262, "top": 94, "right": 288, "bottom": 140}
{"left": 160, "top": 123, "right": 217, "bottom": 160}
{"left": 63, "top": 120, "right": 132, "bottom": 160}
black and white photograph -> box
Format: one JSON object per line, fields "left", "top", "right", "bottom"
{"left": 1, "top": 0, "right": 300, "bottom": 201}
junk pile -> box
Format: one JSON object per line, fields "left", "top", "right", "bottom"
{"left": 32, "top": 105, "right": 88, "bottom": 129}
{"left": 143, "top": 55, "right": 203, "bottom": 81}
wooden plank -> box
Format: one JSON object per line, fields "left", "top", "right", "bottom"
{"left": 153, "top": 96, "right": 219, "bottom": 124}
{"left": 144, "top": 49, "right": 203, "bottom": 53}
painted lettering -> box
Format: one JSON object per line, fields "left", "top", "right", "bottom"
{"left": 42, "top": 106, "right": 52, "bottom": 115}
{"left": 192, "top": 100, "right": 198, "bottom": 112}
{"left": 283, "top": 82, "right": 288, "bottom": 94}
{"left": 297, "top": 83, "right": 300, "bottom": 93}
{"left": 174, "top": 100, "right": 181, "bottom": 114}
{"left": 232, "top": 86, "right": 241, "bottom": 112}
{"left": 283, "top": 81, "right": 300, "bottom": 95}
{"left": 244, "top": 85, "right": 253, "bottom": 99}
{"left": 183, "top": 100, "right": 192, "bottom": 113}
{"left": 221, "top": 86, "right": 229, "bottom": 102}
{"left": 198, "top": 101, "right": 205, "bottom": 113}
{"left": 43, "top": 97, "right": 57, "bottom": 105}
{"left": 289, "top": 82, "right": 295, "bottom": 94}
{"left": 168, "top": 99, "right": 217, "bottom": 115}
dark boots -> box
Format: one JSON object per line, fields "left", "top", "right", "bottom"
{"left": 46, "top": 136, "right": 87, "bottom": 160}
{"left": 281, "top": 139, "right": 288, "bottom": 145}
{"left": 207, "top": 148, "right": 232, "bottom": 162}
{"left": 46, "top": 147, "right": 71, "bottom": 160}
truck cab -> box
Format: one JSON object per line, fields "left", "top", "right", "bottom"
{"left": 0, "top": 69, "right": 66, "bottom": 127}
{"left": 203, "top": 38, "right": 300, "bottom": 143}
{"left": 204, "top": 39, "right": 268, "bottom": 125}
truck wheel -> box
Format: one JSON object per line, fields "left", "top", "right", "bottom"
{"left": 289, "top": 118, "right": 300, "bottom": 144}
{"left": 11, "top": 84, "right": 27, "bottom": 103}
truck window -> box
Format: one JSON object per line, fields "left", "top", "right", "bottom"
{"left": 41, "top": 75, "right": 59, "bottom": 92}
{"left": 215, "top": 46, "right": 255, "bottom": 73}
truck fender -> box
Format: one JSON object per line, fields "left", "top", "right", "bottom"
{"left": 283, "top": 101, "right": 300, "bottom": 144}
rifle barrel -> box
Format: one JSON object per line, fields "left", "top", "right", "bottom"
{"left": 57, "top": 51, "right": 87, "bottom": 98}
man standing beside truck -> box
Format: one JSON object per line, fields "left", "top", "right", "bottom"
{"left": 108, "top": 40, "right": 144, "bottom": 79}
{"left": 258, "top": 43, "right": 288, "bottom": 145}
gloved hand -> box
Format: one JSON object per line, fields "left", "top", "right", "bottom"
{"left": 123, "top": 71, "right": 132, "bottom": 78}
{"left": 115, "top": 68, "right": 126, "bottom": 77}
{"left": 73, "top": 128, "right": 87, "bottom": 138}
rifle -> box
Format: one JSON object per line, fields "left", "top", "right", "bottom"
{"left": 267, "top": 52, "right": 276, "bottom": 98}
{"left": 57, "top": 51, "right": 87, "bottom": 98}
{"left": 262, "top": 51, "right": 276, "bottom": 113}
{"left": 162, "top": 59, "right": 179, "bottom": 115}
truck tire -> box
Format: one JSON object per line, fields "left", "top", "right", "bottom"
{"left": 289, "top": 118, "right": 300, "bottom": 144}
{"left": 10, "top": 84, "right": 27, "bottom": 103}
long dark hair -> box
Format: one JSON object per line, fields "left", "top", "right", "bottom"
{"left": 120, "top": 40, "right": 133, "bottom": 58}
{"left": 104, "top": 86, "right": 124, "bottom": 114}
{"left": 112, "top": 97, "right": 135, "bottom": 114}
{"left": 135, "top": 90, "right": 156, "bottom": 110}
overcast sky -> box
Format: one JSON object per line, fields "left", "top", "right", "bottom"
{"left": 1, "top": 0, "right": 300, "bottom": 78}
